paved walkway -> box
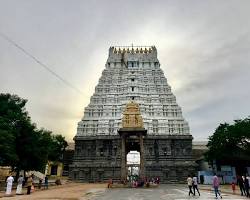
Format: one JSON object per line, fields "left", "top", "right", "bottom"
{"left": 89, "top": 184, "right": 247, "bottom": 200}
{"left": 0, "top": 183, "right": 248, "bottom": 200}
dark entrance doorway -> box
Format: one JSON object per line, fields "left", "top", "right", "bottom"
{"left": 118, "top": 128, "right": 147, "bottom": 182}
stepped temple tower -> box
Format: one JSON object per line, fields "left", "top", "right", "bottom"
{"left": 70, "top": 46, "right": 195, "bottom": 183}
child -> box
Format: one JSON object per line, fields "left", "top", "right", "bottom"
{"left": 231, "top": 181, "right": 236, "bottom": 194}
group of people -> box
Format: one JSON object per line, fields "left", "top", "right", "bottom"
{"left": 187, "top": 175, "right": 200, "bottom": 196}
{"left": 187, "top": 173, "right": 222, "bottom": 199}
{"left": 5, "top": 174, "right": 49, "bottom": 196}
{"left": 6, "top": 174, "right": 33, "bottom": 196}
{"left": 236, "top": 175, "right": 250, "bottom": 197}
{"left": 131, "top": 177, "right": 160, "bottom": 188}
{"left": 187, "top": 173, "right": 250, "bottom": 199}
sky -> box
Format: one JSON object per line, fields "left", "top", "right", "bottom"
{"left": 0, "top": 0, "right": 250, "bottom": 142}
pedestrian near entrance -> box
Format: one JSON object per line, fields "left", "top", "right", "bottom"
{"left": 212, "top": 173, "right": 222, "bottom": 199}
{"left": 187, "top": 175, "right": 194, "bottom": 196}
{"left": 5, "top": 174, "right": 14, "bottom": 195}
{"left": 192, "top": 175, "right": 200, "bottom": 196}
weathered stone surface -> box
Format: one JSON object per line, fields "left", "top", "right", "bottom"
{"left": 70, "top": 134, "right": 195, "bottom": 183}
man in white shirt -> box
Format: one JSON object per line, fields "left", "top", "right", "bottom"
{"left": 5, "top": 175, "right": 14, "bottom": 195}
{"left": 192, "top": 176, "right": 200, "bottom": 196}
{"left": 187, "top": 175, "right": 194, "bottom": 196}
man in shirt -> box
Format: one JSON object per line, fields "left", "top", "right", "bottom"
{"left": 187, "top": 175, "right": 194, "bottom": 196}
{"left": 193, "top": 175, "right": 200, "bottom": 196}
{"left": 5, "top": 174, "right": 14, "bottom": 195}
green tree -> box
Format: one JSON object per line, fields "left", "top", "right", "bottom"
{"left": 0, "top": 129, "right": 17, "bottom": 166}
{"left": 205, "top": 117, "right": 250, "bottom": 165}
{"left": 0, "top": 94, "right": 28, "bottom": 166}
{"left": 0, "top": 93, "right": 68, "bottom": 174}
{"left": 48, "top": 134, "right": 68, "bottom": 161}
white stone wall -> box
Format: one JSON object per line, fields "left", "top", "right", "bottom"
{"left": 76, "top": 46, "right": 190, "bottom": 136}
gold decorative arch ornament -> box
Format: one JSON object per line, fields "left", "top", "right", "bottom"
{"left": 122, "top": 101, "right": 144, "bottom": 128}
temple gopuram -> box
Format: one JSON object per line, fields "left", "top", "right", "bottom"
{"left": 70, "top": 46, "right": 195, "bottom": 183}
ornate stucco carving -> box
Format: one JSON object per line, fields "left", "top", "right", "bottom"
{"left": 76, "top": 46, "right": 190, "bottom": 136}
{"left": 122, "top": 101, "right": 144, "bottom": 128}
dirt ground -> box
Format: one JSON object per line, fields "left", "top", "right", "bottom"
{"left": 0, "top": 182, "right": 107, "bottom": 200}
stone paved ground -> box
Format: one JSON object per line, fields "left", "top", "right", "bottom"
{"left": 89, "top": 184, "right": 247, "bottom": 200}
{"left": 0, "top": 183, "right": 247, "bottom": 200}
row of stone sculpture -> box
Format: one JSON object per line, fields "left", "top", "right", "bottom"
{"left": 111, "top": 46, "right": 156, "bottom": 54}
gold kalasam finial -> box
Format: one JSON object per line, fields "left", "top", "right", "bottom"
{"left": 122, "top": 101, "right": 144, "bottom": 128}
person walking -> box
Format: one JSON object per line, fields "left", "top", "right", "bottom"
{"left": 237, "top": 175, "right": 246, "bottom": 196}
{"left": 38, "top": 178, "right": 42, "bottom": 189}
{"left": 16, "top": 175, "right": 24, "bottom": 195}
{"left": 5, "top": 174, "right": 14, "bottom": 196}
{"left": 187, "top": 175, "right": 194, "bottom": 196}
{"left": 107, "top": 178, "right": 113, "bottom": 188}
{"left": 212, "top": 173, "right": 222, "bottom": 199}
{"left": 26, "top": 175, "right": 33, "bottom": 195}
{"left": 44, "top": 175, "right": 49, "bottom": 189}
{"left": 244, "top": 175, "right": 250, "bottom": 197}
{"left": 231, "top": 181, "right": 236, "bottom": 194}
{"left": 192, "top": 175, "right": 200, "bottom": 196}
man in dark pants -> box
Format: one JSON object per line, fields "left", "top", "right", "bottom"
{"left": 193, "top": 175, "right": 200, "bottom": 196}
{"left": 187, "top": 175, "right": 194, "bottom": 196}
{"left": 44, "top": 176, "right": 49, "bottom": 189}
{"left": 237, "top": 175, "right": 246, "bottom": 196}
{"left": 244, "top": 175, "right": 250, "bottom": 197}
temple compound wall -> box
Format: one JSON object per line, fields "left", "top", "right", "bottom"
{"left": 70, "top": 46, "right": 196, "bottom": 183}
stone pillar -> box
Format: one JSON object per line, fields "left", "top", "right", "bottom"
{"left": 121, "top": 135, "right": 126, "bottom": 181}
{"left": 139, "top": 134, "right": 145, "bottom": 179}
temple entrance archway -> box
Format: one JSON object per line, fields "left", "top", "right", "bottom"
{"left": 127, "top": 150, "right": 140, "bottom": 181}
{"left": 118, "top": 101, "right": 147, "bottom": 182}
{"left": 119, "top": 129, "right": 147, "bottom": 181}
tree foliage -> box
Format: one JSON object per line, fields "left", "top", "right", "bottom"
{"left": 205, "top": 117, "right": 250, "bottom": 163}
{"left": 0, "top": 93, "right": 68, "bottom": 172}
